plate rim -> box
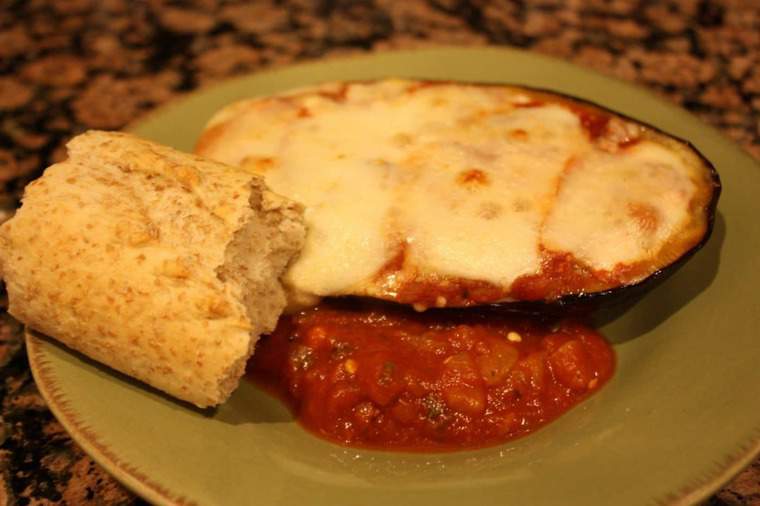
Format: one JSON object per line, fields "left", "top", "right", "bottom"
{"left": 23, "top": 46, "right": 760, "bottom": 506}
{"left": 27, "top": 332, "right": 187, "bottom": 506}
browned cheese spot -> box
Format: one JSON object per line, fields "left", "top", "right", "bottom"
{"left": 457, "top": 168, "right": 490, "bottom": 187}
{"left": 509, "top": 128, "right": 529, "bottom": 141}
{"left": 627, "top": 202, "right": 660, "bottom": 234}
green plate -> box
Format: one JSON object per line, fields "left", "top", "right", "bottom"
{"left": 26, "top": 47, "right": 760, "bottom": 506}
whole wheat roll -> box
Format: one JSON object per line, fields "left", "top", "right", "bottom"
{"left": 0, "top": 131, "right": 305, "bottom": 407}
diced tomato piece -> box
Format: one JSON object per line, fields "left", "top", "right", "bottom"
{"left": 549, "top": 340, "right": 594, "bottom": 392}
{"left": 443, "top": 384, "right": 487, "bottom": 417}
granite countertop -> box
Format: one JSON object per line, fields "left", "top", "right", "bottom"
{"left": 0, "top": 0, "right": 758, "bottom": 504}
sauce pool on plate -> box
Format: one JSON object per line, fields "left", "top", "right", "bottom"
{"left": 247, "top": 300, "right": 615, "bottom": 451}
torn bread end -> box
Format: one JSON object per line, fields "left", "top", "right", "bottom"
{"left": 0, "top": 130, "right": 305, "bottom": 407}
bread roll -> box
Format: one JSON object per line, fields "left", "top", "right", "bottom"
{"left": 0, "top": 131, "right": 305, "bottom": 407}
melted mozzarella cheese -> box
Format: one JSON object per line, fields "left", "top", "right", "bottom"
{"left": 196, "top": 79, "right": 710, "bottom": 304}
{"left": 398, "top": 105, "right": 587, "bottom": 284}
{"left": 542, "top": 142, "right": 697, "bottom": 271}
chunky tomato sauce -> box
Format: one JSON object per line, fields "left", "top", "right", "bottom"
{"left": 247, "top": 300, "right": 615, "bottom": 451}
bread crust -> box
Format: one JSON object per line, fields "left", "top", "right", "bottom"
{"left": 0, "top": 131, "right": 304, "bottom": 407}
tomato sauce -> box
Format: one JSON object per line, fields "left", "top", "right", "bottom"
{"left": 373, "top": 246, "right": 651, "bottom": 307}
{"left": 247, "top": 300, "right": 615, "bottom": 451}
{"left": 512, "top": 250, "right": 633, "bottom": 301}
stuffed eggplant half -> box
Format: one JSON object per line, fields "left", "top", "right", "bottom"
{"left": 201, "top": 78, "right": 720, "bottom": 450}
{"left": 195, "top": 79, "right": 721, "bottom": 313}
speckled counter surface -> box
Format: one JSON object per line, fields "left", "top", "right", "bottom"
{"left": 0, "top": 1, "right": 758, "bottom": 504}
